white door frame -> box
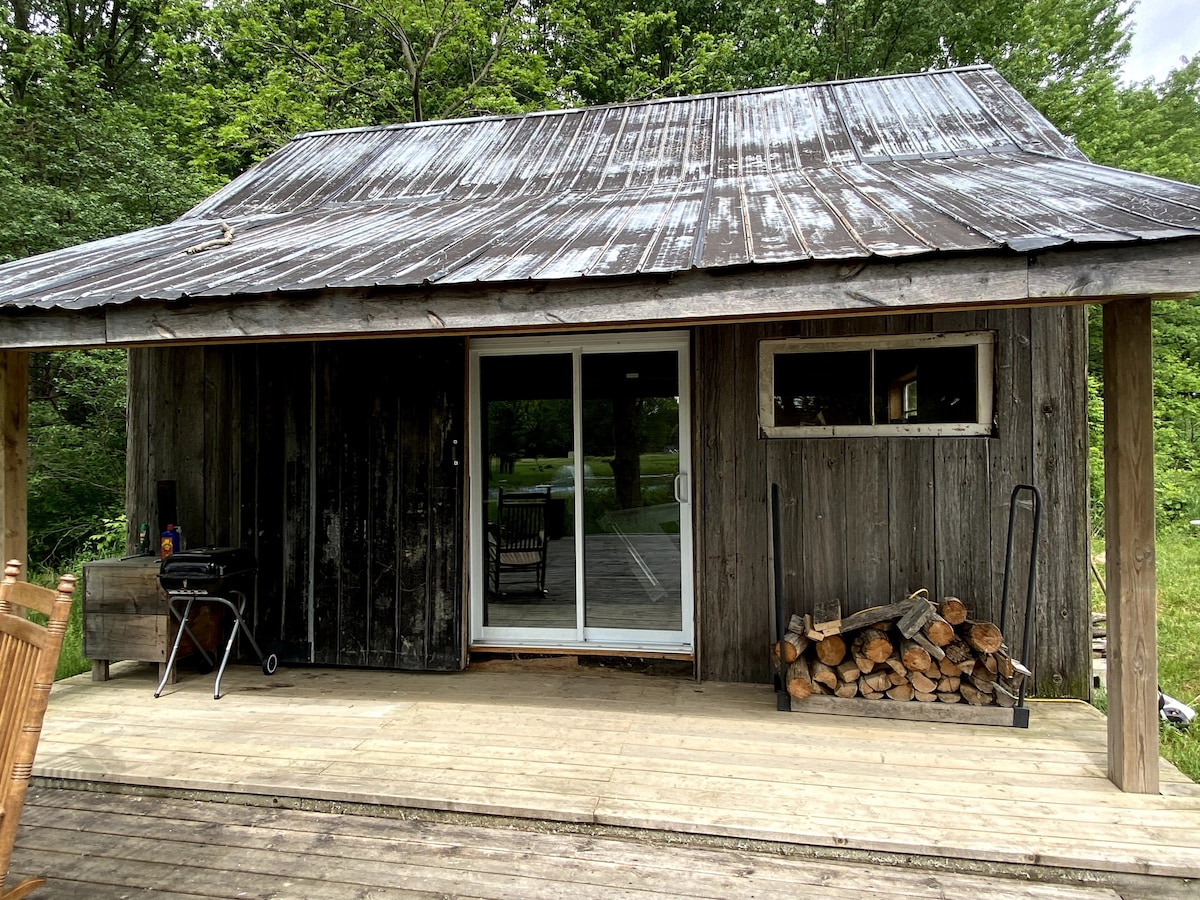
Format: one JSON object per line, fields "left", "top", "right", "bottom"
{"left": 468, "top": 331, "right": 694, "bottom": 653}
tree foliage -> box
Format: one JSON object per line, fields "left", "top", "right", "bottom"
{"left": 1, "top": 0, "right": 1198, "bottom": 561}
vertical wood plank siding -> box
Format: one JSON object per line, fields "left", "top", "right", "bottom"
{"left": 694, "top": 309, "right": 1090, "bottom": 696}
{"left": 127, "top": 338, "right": 465, "bottom": 672}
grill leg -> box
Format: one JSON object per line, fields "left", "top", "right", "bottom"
{"left": 212, "top": 598, "right": 243, "bottom": 700}
{"left": 155, "top": 596, "right": 197, "bottom": 698}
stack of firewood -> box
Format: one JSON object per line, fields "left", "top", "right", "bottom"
{"left": 773, "top": 593, "right": 1031, "bottom": 707}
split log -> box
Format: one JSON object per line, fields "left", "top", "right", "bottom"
{"left": 970, "top": 664, "right": 997, "bottom": 685}
{"left": 936, "top": 675, "right": 961, "bottom": 693}
{"left": 965, "top": 621, "right": 1004, "bottom": 655}
{"left": 915, "top": 691, "right": 938, "bottom": 702}
{"left": 909, "top": 671, "right": 937, "bottom": 694}
{"left": 786, "top": 658, "right": 814, "bottom": 700}
{"left": 772, "top": 641, "right": 794, "bottom": 667}
{"left": 923, "top": 615, "right": 955, "bottom": 647}
{"left": 887, "top": 670, "right": 908, "bottom": 687}
{"left": 811, "top": 659, "right": 839, "bottom": 690}
{"left": 897, "top": 598, "right": 937, "bottom": 638}
{"left": 993, "top": 681, "right": 1017, "bottom": 708}
{"left": 834, "top": 596, "right": 925, "bottom": 634}
{"left": 834, "top": 681, "right": 859, "bottom": 699}
{"left": 900, "top": 640, "right": 932, "bottom": 673}
{"left": 939, "top": 596, "right": 968, "bottom": 625}
{"left": 886, "top": 683, "right": 914, "bottom": 702}
{"left": 960, "top": 686, "right": 988, "bottom": 710}
{"left": 910, "top": 632, "right": 945, "bottom": 661}
{"left": 938, "top": 657, "right": 962, "bottom": 677}
{"left": 853, "top": 647, "right": 875, "bottom": 676}
{"left": 944, "top": 639, "right": 972, "bottom": 665}
{"left": 815, "top": 634, "right": 847, "bottom": 667}
{"left": 835, "top": 659, "right": 861, "bottom": 684}
{"left": 787, "top": 613, "right": 806, "bottom": 634}
{"left": 854, "top": 628, "right": 893, "bottom": 663}
{"left": 981, "top": 653, "right": 999, "bottom": 675}
{"left": 785, "top": 631, "right": 809, "bottom": 658}
{"left": 882, "top": 653, "right": 907, "bottom": 675}
{"left": 937, "top": 692, "right": 962, "bottom": 703}
{"left": 860, "top": 670, "right": 893, "bottom": 693}
{"left": 862, "top": 690, "right": 886, "bottom": 700}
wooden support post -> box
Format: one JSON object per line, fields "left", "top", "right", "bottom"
{"left": 0, "top": 350, "right": 28, "bottom": 571}
{"left": 1102, "top": 299, "right": 1159, "bottom": 794}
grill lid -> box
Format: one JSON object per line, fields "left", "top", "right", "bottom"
{"left": 159, "top": 546, "right": 257, "bottom": 592}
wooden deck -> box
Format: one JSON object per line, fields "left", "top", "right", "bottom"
{"left": 18, "top": 660, "right": 1200, "bottom": 897}
{"left": 11, "top": 787, "right": 1131, "bottom": 899}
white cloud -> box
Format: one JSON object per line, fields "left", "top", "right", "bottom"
{"left": 1122, "top": 0, "right": 1200, "bottom": 84}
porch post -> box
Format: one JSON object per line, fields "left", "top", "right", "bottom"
{"left": 1102, "top": 299, "right": 1159, "bottom": 794}
{"left": 0, "top": 350, "right": 29, "bottom": 569}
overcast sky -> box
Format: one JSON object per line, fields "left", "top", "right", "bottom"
{"left": 1122, "top": 0, "right": 1200, "bottom": 83}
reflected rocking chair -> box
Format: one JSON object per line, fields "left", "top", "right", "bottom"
{"left": 489, "top": 486, "right": 551, "bottom": 597}
{"left": 0, "top": 561, "right": 76, "bottom": 900}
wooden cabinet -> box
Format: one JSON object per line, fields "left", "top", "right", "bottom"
{"left": 83, "top": 556, "right": 172, "bottom": 682}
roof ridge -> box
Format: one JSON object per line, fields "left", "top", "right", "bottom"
{"left": 291, "top": 66, "right": 999, "bottom": 141}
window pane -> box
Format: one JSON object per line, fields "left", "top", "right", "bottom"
{"left": 773, "top": 351, "right": 870, "bottom": 426}
{"left": 874, "top": 346, "right": 977, "bottom": 424}
{"left": 479, "top": 353, "right": 576, "bottom": 628}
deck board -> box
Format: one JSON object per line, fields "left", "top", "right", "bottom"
{"left": 12, "top": 788, "right": 1128, "bottom": 900}
{"left": 24, "top": 661, "right": 1200, "bottom": 892}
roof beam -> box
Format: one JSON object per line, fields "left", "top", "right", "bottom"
{"left": 0, "top": 241, "right": 1197, "bottom": 350}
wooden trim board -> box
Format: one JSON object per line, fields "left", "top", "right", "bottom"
{"left": 790, "top": 695, "right": 1031, "bottom": 728}
{"left": 2, "top": 240, "right": 1199, "bottom": 350}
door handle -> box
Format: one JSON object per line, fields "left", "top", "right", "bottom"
{"left": 673, "top": 472, "right": 689, "bottom": 504}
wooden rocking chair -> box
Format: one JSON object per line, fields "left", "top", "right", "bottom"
{"left": 0, "top": 561, "right": 76, "bottom": 900}
{"left": 489, "top": 486, "right": 551, "bottom": 596}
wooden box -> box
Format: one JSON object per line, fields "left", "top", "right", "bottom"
{"left": 83, "top": 556, "right": 178, "bottom": 683}
{"left": 84, "top": 556, "right": 229, "bottom": 683}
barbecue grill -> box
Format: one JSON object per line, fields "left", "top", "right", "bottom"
{"left": 154, "top": 547, "right": 278, "bottom": 699}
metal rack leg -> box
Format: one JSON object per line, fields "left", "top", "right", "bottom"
{"left": 156, "top": 597, "right": 197, "bottom": 698}
{"left": 212, "top": 602, "right": 242, "bottom": 700}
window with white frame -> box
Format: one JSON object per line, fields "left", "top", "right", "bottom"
{"left": 759, "top": 332, "right": 995, "bottom": 437}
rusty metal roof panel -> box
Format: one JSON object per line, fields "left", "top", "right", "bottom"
{"left": 5, "top": 65, "right": 1200, "bottom": 311}
{"left": 959, "top": 68, "right": 1088, "bottom": 161}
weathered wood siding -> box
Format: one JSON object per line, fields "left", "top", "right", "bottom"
{"left": 127, "top": 337, "right": 466, "bottom": 672}
{"left": 693, "top": 309, "right": 1090, "bottom": 698}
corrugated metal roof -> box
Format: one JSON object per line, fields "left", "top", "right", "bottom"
{"left": 3, "top": 65, "right": 1200, "bottom": 311}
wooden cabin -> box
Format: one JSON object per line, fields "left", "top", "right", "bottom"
{"left": 2, "top": 66, "right": 1198, "bottom": 791}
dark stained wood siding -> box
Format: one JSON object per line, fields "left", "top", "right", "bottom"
{"left": 693, "top": 309, "right": 1090, "bottom": 697}
{"left": 127, "top": 337, "right": 466, "bottom": 672}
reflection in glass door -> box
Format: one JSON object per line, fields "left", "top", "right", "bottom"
{"left": 582, "top": 352, "right": 682, "bottom": 633}
{"left": 470, "top": 334, "right": 692, "bottom": 652}
{"left": 478, "top": 353, "right": 577, "bottom": 630}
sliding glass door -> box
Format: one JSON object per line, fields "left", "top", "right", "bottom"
{"left": 469, "top": 333, "right": 692, "bottom": 652}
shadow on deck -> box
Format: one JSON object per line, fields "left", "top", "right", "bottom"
{"left": 14, "top": 660, "right": 1200, "bottom": 898}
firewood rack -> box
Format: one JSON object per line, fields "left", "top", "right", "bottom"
{"left": 771, "top": 482, "right": 1042, "bottom": 727}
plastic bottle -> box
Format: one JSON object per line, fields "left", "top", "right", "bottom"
{"left": 160, "top": 524, "right": 180, "bottom": 558}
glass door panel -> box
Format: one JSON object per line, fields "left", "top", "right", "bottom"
{"left": 479, "top": 354, "right": 577, "bottom": 629}
{"left": 581, "top": 352, "right": 683, "bottom": 632}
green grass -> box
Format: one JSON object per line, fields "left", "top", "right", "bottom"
{"left": 488, "top": 453, "right": 680, "bottom": 491}
{"left": 1092, "top": 531, "right": 1200, "bottom": 782}
{"left": 27, "top": 567, "right": 91, "bottom": 681}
